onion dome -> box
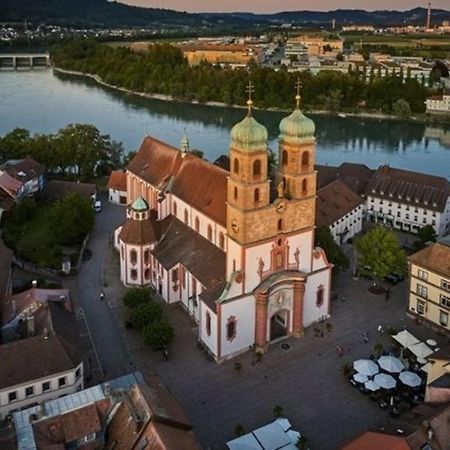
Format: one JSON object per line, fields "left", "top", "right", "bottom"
{"left": 131, "top": 197, "right": 149, "bottom": 212}
{"left": 230, "top": 99, "right": 268, "bottom": 152}
{"left": 279, "top": 92, "right": 315, "bottom": 143}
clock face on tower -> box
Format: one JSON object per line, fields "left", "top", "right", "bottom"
{"left": 231, "top": 218, "right": 239, "bottom": 233}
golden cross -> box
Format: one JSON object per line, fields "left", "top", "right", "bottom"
{"left": 246, "top": 80, "right": 254, "bottom": 114}
{"left": 295, "top": 78, "right": 302, "bottom": 109}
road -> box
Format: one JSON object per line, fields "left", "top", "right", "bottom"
{"left": 65, "top": 195, "right": 130, "bottom": 381}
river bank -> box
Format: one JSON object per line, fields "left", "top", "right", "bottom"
{"left": 53, "top": 67, "right": 450, "bottom": 126}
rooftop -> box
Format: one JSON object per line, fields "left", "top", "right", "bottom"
{"left": 409, "top": 241, "right": 450, "bottom": 277}
{"left": 108, "top": 169, "right": 127, "bottom": 191}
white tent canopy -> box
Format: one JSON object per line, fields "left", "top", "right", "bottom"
{"left": 392, "top": 330, "right": 420, "bottom": 349}
{"left": 365, "top": 380, "right": 380, "bottom": 392}
{"left": 353, "top": 373, "right": 369, "bottom": 383}
{"left": 353, "top": 359, "right": 379, "bottom": 376}
{"left": 378, "top": 355, "right": 405, "bottom": 374}
{"left": 409, "top": 342, "right": 434, "bottom": 362}
{"left": 399, "top": 371, "right": 422, "bottom": 388}
{"left": 374, "top": 373, "right": 397, "bottom": 390}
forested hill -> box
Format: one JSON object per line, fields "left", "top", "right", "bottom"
{"left": 0, "top": 0, "right": 205, "bottom": 27}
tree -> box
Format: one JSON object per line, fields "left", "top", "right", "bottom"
{"left": 130, "top": 301, "right": 163, "bottom": 330}
{"left": 315, "top": 226, "right": 350, "bottom": 273}
{"left": 392, "top": 99, "right": 412, "bottom": 118}
{"left": 48, "top": 192, "right": 94, "bottom": 245}
{"left": 413, "top": 224, "right": 437, "bottom": 251}
{"left": 355, "top": 226, "right": 407, "bottom": 285}
{"left": 122, "top": 287, "right": 152, "bottom": 308}
{"left": 142, "top": 320, "right": 175, "bottom": 350}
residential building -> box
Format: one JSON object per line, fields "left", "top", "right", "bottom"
{"left": 316, "top": 180, "right": 365, "bottom": 244}
{"left": 366, "top": 165, "right": 450, "bottom": 235}
{"left": 426, "top": 94, "right": 450, "bottom": 114}
{"left": 43, "top": 179, "right": 96, "bottom": 202}
{"left": 0, "top": 157, "right": 46, "bottom": 197}
{"left": 115, "top": 96, "right": 332, "bottom": 362}
{"left": 13, "top": 372, "right": 200, "bottom": 450}
{"left": 287, "top": 35, "right": 343, "bottom": 56}
{"left": 284, "top": 40, "right": 309, "bottom": 66}
{"left": 407, "top": 236, "right": 450, "bottom": 334}
{"left": 182, "top": 44, "right": 263, "bottom": 67}
{"left": 108, "top": 169, "right": 127, "bottom": 204}
{"left": 0, "top": 171, "right": 23, "bottom": 221}
{"left": 341, "top": 431, "right": 410, "bottom": 450}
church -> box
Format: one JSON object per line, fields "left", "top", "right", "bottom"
{"left": 114, "top": 88, "right": 332, "bottom": 362}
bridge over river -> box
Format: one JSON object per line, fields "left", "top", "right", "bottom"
{"left": 0, "top": 53, "right": 51, "bottom": 70}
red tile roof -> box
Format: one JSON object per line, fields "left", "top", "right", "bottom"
{"left": 408, "top": 241, "right": 450, "bottom": 278}
{"left": 1, "top": 157, "right": 45, "bottom": 183}
{"left": 44, "top": 180, "right": 96, "bottom": 200}
{"left": 108, "top": 170, "right": 127, "bottom": 191}
{"left": 0, "top": 171, "right": 23, "bottom": 198}
{"left": 341, "top": 431, "right": 410, "bottom": 450}
{"left": 316, "top": 180, "right": 364, "bottom": 228}
{"left": 119, "top": 213, "right": 161, "bottom": 245}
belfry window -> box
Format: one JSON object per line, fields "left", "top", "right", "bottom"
{"left": 233, "top": 158, "right": 239, "bottom": 174}
{"left": 254, "top": 188, "right": 260, "bottom": 203}
{"left": 302, "top": 179, "right": 307, "bottom": 194}
{"left": 277, "top": 218, "right": 283, "bottom": 231}
{"left": 253, "top": 160, "right": 261, "bottom": 178}
{"left": 302, "top": 151, "right": 309, "bottom": 168}
{"left": 282, "top": 150, "right": 288, "bottom": 166}
{"left": 234, "top": 186, "right": 238, "bottom": 201}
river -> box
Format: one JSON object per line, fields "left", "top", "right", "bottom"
{"left": 1, "top": 69, "right": 450, "bottom": 179}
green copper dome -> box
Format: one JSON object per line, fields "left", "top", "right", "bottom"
{"left": 279, "top": 108, "right": 315, "bottom": 143}
{"left": 231, "top": 114, "right": 268, "bottom": 152}
{"left": 131, "top": 196, "right": 149, "bottom": 212}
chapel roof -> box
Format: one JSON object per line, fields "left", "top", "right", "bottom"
{"left": 119, "top": 213, "right": 161, "bottom": 245}
{"left": 108, "top": 169, "right": 127, "bottom": 191}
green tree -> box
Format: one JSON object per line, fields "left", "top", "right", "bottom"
{"left": 123, "top": 287, "right": 152, "bottom": 308}
{"left": 130, "top": 301, "right": 163, "bottom": 330}
{"left": 315, "top": 226, "right": 350, "bottom": 273}
{"left": 143, "top": 320, "right": 175, "bottom": 350}
{"left": 48, "top": 193, "right": 94, "bottom": 245}
{"left": 355, "top": 226, "right": 407, "bottom": 286}
{"left": 392, "top": 99, "right": 412, "bottom": 118}
{"left": 413, "top": 224, "right": 437, "bottom": 251}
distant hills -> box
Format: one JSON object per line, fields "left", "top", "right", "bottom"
{"left": 1, "top": 0, "right": 449, "bottom": 28}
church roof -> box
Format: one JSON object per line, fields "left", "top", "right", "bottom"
{"left": 279, "top": 108, "right": 315, "bottom": 143}
{"left": 119, "top": 213, "right": 160, "bottom": 245}
{"left": 131, "top": 196, "right": 149, "bottom": 212}
{"left": 152, "top": 217, "right": 226, "bottom": 291}
{"left": 230, "top": 114, "right": 268, "bottom": 152}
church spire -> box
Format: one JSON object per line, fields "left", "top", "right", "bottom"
{"left": 295, "top": 78, "right": 302, "bottom": 110}
{"left": 245, "top": 80, "right": 254, "bottom": 116}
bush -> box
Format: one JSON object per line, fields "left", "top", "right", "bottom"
{"left": 123, "top": 287, "right": 152, "bottom": 308}
{"left": 142, "top": 320, "right": 175, "bottom": 350}
{"left": 129, "top": 301, "right": 163, "bottom": 330}
{"left": 273, "top": 405, "right": 284, "bottom": 418}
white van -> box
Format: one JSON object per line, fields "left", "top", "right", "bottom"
{"left": 94, "top": 200, "right": 102, "bottom": 212}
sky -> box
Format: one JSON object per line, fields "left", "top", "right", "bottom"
{"left": 118, "top": 1, "right": 450, "bottom": 13}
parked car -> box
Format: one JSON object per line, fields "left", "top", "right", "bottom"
{"left": 94, "top": 200, "right": 102, "bottom": 212}
{"left": 384, "top": 273, "right": 405, "bottom": 285}
{"left": 82, "top": 248, "right": 92, "bottom": 261}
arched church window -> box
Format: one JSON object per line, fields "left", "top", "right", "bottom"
{"left": 234, "top": 186, "right": 238, "bottom": 201}
{"left": 219, "top": 232, "right": 225, "bottom": 249}
{"left": 233, "top": 158, "right": 239, "bottom": 174}
{"left": 206, "top": 312, "right": 211, "bottom": 336}
{"left": 184, "top": 208, "right": 189, "bottom": 224}
{"left": 207, "top": 224, "right": 213, "bottom": 241}
{"left": 144, "top": 249, "right": 150, "bottom": 265}
{"left": 195, "top": 216, "right": 200, "bottom": 232}
{"left": 254, "top": 188, "right": 260, "bottom": 203}
{"left": 302, "top": 151, "right": 309, "bottom": 168}
{"left": 130, "top": 269, "right": 137, "bottom": 280}
{"left": 144, "top": 269, "right": 150, "bottom": 280}
{"left": 226, "top": 316, "right": 237, "bottom": 341}
{"left": 172, "top": 201, "right": 177, "bottom": 216}
{"left": 277, "top": 218, "right": 283, "bottom": 231}
{"left": 253, "top": 160, "right": 261, "bottom": 178}
{"left": 302, "top": 179, "right": 307, "bottom": 194}
{"left": 130, "top": 249, "right": 137, "bottom": 265}
{"left": 282, "top": 150, "right": 288, "bottom": 166}
{"left": 316, "top": 285, "right": 325, "bottom": 307}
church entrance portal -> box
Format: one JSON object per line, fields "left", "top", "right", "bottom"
{"left": 270, "top": 310, "right": 289, "bottom": 341}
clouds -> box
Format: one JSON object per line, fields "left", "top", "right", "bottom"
{"left": 120, "top": 0, "right": 449, "bottom": 13}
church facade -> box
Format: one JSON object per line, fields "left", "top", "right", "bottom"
{"left": 115, "top": 95, "right": 332, "bottom": 362}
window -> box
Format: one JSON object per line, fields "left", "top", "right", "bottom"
{"left": 416, "top": 284, "right": 428, "bottom": 298}
{"left": 195, "top": 216, "right": 200, "bottom": 232}
{"left": 417, "top": 269, "right": 428, "bottom": 281}
{"left": 120, "top": 245, "right": 124, "bottom": 260}
{"left": 219, "top": 232, "right": 225, "bottom": 250}
{"left": 207, "top": 224, "right": 213, "bottom": 241}
{"left": 233, "top": 158, "right": 239, "bottom": 174}
{"left": 130, "top": 269, "right": 137, "bottom": 280}
{"left": 184, "top": 209, "right": 189, "bottom": 224}
{"left": 172, "top": 268, "right": 179, "bottom": 283}
{"left": 75, "top": 367, "right": 81, "bottom": 379}
{"left": 181, "top": 266, "right": 186, "bottom": 289}
{"left": 8, "top": 391, "right": 17, "bottom": 402}
{"left": 440, "top": 310, "right": 449, "bottom": 327}
{"left": 144, "top": 269, "right": 151, "bottom": 280}
{"left": 25, "top": 386, "right": 34, "bottom": 397}
{"left": 302, "top": 179, "right": 307, "bottom": 194}
{"left": 277, "top": 219, "right": 283, "bottom": 231}
{"left": 130, "top": 249, "right": 137, "bottom": 265}
{"left": 253, "top": 160, "right": 261, "bottom": 178}
{"left": 254, "top": 188, "right": 260, "bottom": 203}
{"left": 316, "top": 285, "right": 324, "bottom": 307}
{"left": 226, "top": 316, "right": 237, "bottom": 341}
{"left": 58, "top": 377, "right": 66, "bottom": 388}
{"left": 234, "top": 186, "right": 238, "bottom": 201}
{"left": 172, "top": 201, "right": 177, "bottom": 216}
{"left": 282, "top": 150, "right": 288, "bottom": 166}
{"left": 442, "top": 279, "right": 450, "bottom": 291}
{"left": 144, "top": 249, "right": 150, "bottom": 265}
{"left": 441, "top": 295, "right": 450, "bottom": 308}
{"left": 206, "top": 312, "right": 211, "bottom": 336}
{"left": 301, "top": 151, "right": 309, "bottom": 167}
{"left": 416, "top": 300, "right": 425, "bottom": 315}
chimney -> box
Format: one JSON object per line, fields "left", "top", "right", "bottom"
{"left": 27, "top": 315, "right": 35, "bottom": 336}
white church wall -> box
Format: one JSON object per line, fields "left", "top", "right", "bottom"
{"left": 303, "top": 269, "right": 331, "bottom": 327}
{"left": 199, "top": 302, "right": 218, "bottom": 356}
{"left": 220, "top": 295, "right": 255, "bottom": 358}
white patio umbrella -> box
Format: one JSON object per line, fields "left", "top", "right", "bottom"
{"left": 392, "top": 330, "right": 420, "bottom": 349}
{"left": 365, "top": 380, "right": 380, "bottom": 392}
{"left": 374, "top": 373, "right": 397, "bottom": 390}
{"left": 399, "top": 371, "right": 422, "bottom": 388}
{"left": 353, "top": 359, "right": 379, "bottom": 376}
{"left": 378, "top": 355, "right": 405, "bottom": 374}
{"left": 353, "top": 373, "right": 369, "bottom": 383}
{"left": 409, "top": 342, "right": 434, "bottom": 362}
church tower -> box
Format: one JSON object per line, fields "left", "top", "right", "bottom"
{"left": 227, "top": 82, "right": 271, "bottom": 246}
